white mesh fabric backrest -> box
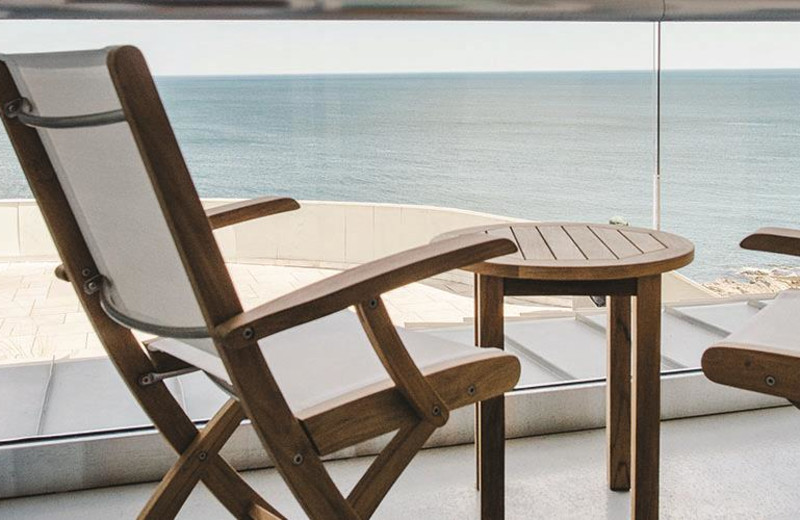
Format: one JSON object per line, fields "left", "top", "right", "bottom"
{"left": 2, "top": 48, "right": 212, "bottom": 344}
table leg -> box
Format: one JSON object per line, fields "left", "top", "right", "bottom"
{"left": 607, "top": 294, "right": 632, "bottom": 491}
{"left": 631, "top": 275, "right": 662, "bottom": 520}
{"left": 475, "top": 274, "right": 505, "bottom": 520}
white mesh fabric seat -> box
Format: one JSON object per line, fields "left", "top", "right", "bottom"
{"left": 151, "top": 310, "right": 505, "bottom": 414}
{"left": 716, "top": 290, "right": 800, "bottom": 351}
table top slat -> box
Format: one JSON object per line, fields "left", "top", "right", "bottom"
{"left": 486, "top": 227, "right": 524, "bottom": 259}
{"left": 620, "top": 229, "right": 666, "bottom": 253}
{"left": 510, "top": 225, "right": 554, "bottom": 260}
{"left": 538, "top": 225, "right": 586, "bottom": 260}
{"left": 432, "top": 222, "right": 694, "bottom": 280}
{"left": 590, "top": 226, "right": 642, "bottom": 258}
{"left": 563, "top": 225, "right": 617, "bottom": 260}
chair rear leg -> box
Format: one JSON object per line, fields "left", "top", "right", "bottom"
{"left": 140, "top": 399, "right": 284, "bottom": 520}
{"left": 99, "top": 328, "right": 273, "bottom": 519}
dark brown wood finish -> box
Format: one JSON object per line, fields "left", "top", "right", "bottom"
{"left": 607, "top": 295, "right": 632, "bottom": 491}
{"left": 3, "top": 46, "right": 522, "bottom": 520}
{"left": 703, "top": 345, "right": 800, "bottom": 403}
{"left": 206, "top": 196, "right": 300, "bottom": 229}
{"left": 435, "top": 222, "right": 693, "bottom": 281}
{"left": 740, "top": 227, "right": 800, "bottom": 257}
{"left": 217, "top": 234, "right": 517, "bottom": 348}
{"left": 434, "top": 222, "right": 693, "bottom": 520}
{"left": 631, "top": 275, "right": 662, "bottom": 520}
{"left": 475, "top": 274, "right": 506, "bottom": 520}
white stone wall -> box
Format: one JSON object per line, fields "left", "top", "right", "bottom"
{"left": 0, "top": 199, "right": 524, "bottom": 267}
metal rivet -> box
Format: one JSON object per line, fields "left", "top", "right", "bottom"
{"left": 368, "top": 299, "right": 378, "bottom": 309}
{"left": 467, "top": 385, "right": 476, "bottom": 396}
{"left": 765, "top": 375, "right": 777, "bottom": 387}
{"left": 292, "top": 453, "right": 304, "bottom": 465}
{"left": 198, "top": 451, "right": 208, "bottom": 461}
{"left": 431, "top": 405, "right": 441, "bottom": 417}
{"left": 243, "top": 327, "right": 255, "bottom": 340}
{"left": 139, "top": 374, "right": 153, "bottom": 386}
{"left": 81, "top": 268, "right": 92, "bottom": 277}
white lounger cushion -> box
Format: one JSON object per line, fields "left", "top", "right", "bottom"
{"left": 150, "top": 310, "right": 503, "bottom": 413}
{"left": 720, "top": 289, "right": 800, "bottom": 351}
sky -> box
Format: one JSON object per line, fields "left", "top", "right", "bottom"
{"left": 1, "top": 20, "right": 800, "bottom": 75}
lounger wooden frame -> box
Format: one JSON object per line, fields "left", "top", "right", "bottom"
{"left": 0, "top": 46, "right": 520, "bottom": 519}
{"left": 702, "top": 227, "right": 800, "bottom": 410}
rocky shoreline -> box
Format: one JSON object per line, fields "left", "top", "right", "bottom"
{"left": 703, "top": 268, "right": 800, "bottom": 297}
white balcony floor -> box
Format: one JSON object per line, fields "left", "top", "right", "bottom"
{"left": 2, "top": 406, "right": 799, "bottom": 519}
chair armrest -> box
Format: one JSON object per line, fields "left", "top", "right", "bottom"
{"left": 52, "top": 197, "right": 300, "bottom": 280}
{"left": 54, "top": 264, "right": 70, "bottom": 282}
{"left": 215, "top": 233, "right": 517, "bottom": 348}
{"left": 740, "top": 227, "right": 800, "bottom": 257}
{"left": 206, "top": 196, "right": 300, "bottom": 230}
{"left": 702, "top": 344, "right": 800, "bottom": 403}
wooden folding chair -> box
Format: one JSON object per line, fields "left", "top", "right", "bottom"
{"left": 0, "top": 46, "right": 521, "bottom": 519}
{"left": 702, "top": 227, "right": 800, "bottom": 410}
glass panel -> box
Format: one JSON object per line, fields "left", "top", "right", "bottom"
{"left": 0, "top": 20, "right": 656, "bottom": 443}
{"left": 661, "top": 22, "right": 800, "bottom": 295}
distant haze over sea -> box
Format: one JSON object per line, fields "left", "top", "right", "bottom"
{"left": 2, "top": 69, "right": 799, "bottom": 282}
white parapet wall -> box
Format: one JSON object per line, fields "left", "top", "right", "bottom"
{"left": 0, "top": 199, "right": 525, "bottom": 267}
{"left": 0, "top": 198, "right": 714, "bottom": 302}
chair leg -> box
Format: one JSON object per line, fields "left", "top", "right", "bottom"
{"left": 222, "top": 345, "right": 361, "bottom": 520}
{"left": 140, "top": 399, "right": 284, "bottom": 520}
{"left": 348, "top": 421, "right": 437, "bottom": 519}
{"left": 99, "top": 327, "right": 275, "bottom": 519}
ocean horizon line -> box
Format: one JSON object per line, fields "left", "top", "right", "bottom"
{"left": 155, "top": 67, "right": 800, "bottom": 79}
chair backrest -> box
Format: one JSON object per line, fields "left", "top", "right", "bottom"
{"left": 0, "top": 47, "right": 232, "bottom": 352}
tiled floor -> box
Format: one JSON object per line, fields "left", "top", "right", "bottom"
{"left": 0, "top": 261, "right": 556, "bottom": 365}
{"left": 3, "top": 406, "right": 799, "bottom": 519}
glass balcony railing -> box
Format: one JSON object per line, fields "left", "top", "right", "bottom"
{"left": 0, "top": 19, "right": 797, "bottom": 458}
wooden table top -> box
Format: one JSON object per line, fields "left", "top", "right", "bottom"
{"left": 434, "top": 222, "right": 694, "bottom": 281}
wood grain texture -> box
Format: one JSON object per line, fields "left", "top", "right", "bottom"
{"left": 607, "top": 295, "right": 632, "bottom": 491}
{"left": 740, "top": 227, "right": 800, "bottom": 257}
{"left": 512, "top": 225, "right": 554, "bottom": 260}
{"left": 348, "top": 421, "right": 436, "bottom": 519}
{"left": 631, "top": 275, "right": 662, "bottom": 520}
{"left": 621, "top": 230, "right": 665, "bottom": 254}
{"left": 436, "top": 222, "right": 686, "bottom": 520}
{"left": 434, "top": 223, "right": 693, "bottom": 281}
{"left": 109, "top": 46, "right": 242, "bottom": 329}
{"left": 564, "top": 225, "right": 616, "bottom": 260}
{"left": 216, "top": 234, "right": 517, "bottom": 348}
{"left": 475, "top": 274, "right": 505, "bottom": 520}
{"left": 141, "top": 399, "right": 253, "bottom": 519}
{"left": 207, "top": 196, "right": 300, "bottom": 230}
{"left": 486, "top": 227, "right": 524, "bottom": 259}
{"left": 356, "top": 297, "right": 449, "bottom": 426}
{"left": 538, "top": 225, "right": 586, "bottom": 260}
{"left": 702, "top": 344, "right": 800, "bottom": 403}
{"left": 300, "top": 352, "right": 519, "bottom": 456}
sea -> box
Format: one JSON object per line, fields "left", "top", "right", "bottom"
{"left": 2, "top": 69, "right": 800, "bottom": 283}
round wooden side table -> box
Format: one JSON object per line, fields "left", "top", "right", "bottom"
{"left": 433, "top": 222, "right": 694, "bottom": 520}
